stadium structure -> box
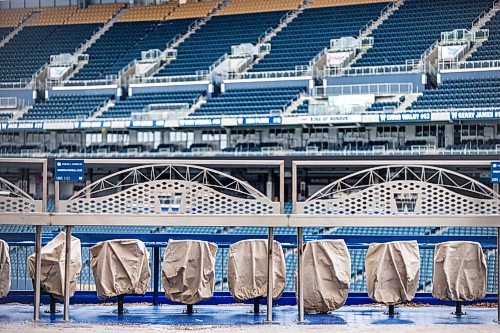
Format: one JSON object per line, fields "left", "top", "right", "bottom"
{"left": 0, "top": 0, "right": 499, "bottom": 332}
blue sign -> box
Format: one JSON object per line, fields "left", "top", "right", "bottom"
{"left": 303, "top": 235, "right": 322, "bottom": 243}
{"left": 178, "top": 118, "right": 221, "bottom": 127}
{"left": 491, "top": 162, "right": 500, "bottom": 183}
{"left": 450, "top": 110, "right": 500, "bottom": 121}
{"left": 378, "top": 112, "right": 431, "bottom": 123}
{"left": 237, "top": 116, "right": 282, "bottom": 126}
{"left": 55, "top": 160, "right": 85, "bottom": 182}
{"left": 0, "top": 122, "right": 44, "bottom": 130}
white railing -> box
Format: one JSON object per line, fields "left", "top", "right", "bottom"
{"left": 326, "top": 60, "right": 420, "bottom": 77}
{"left": 438, "top": 59, "right": 500, "bottom": 71}
{"left": 119, "top": 59, "right": 137, "bottom": 78}
{"left": 314, "top": 83, "right": 415, "bottom": 96}
{"left": 0, "top": 97, "right": 17, "bottom": 109}
{"left": 129, "top": 72, "right": 209, "bottom": 84}
{"left": 209, "top": 53, "right": 229, "bottom": 73}
{"left": 60, "top": 76, "right": 119, "bottom": 87}
{"left": 309, "top": 47, "right": 328, "bottom": 68}
{"left": 0, "top": 79, "right": 31, "bottom": 89}
{"left": 419, "top": 40, "right": 439, "bottom": 64}
{"left": 237, "top": 67, "right": 310, "bottom": 80}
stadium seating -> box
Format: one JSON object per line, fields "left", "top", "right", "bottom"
{"left": 408, "top": 77, "right": 500, "bottom": 110}
{"left": 117, "top": 2, "right": 177, "bottom": 22}
{"left": 250, "top": 1, "right": 388, "bottom": 72}
{"left": 353, "top": 0, "right": 494, "bottom": 67}
{"left": 217, "top": 0, "right": 302, "bottom": 16}
{"left": 65, "top": 4, "right": 123, "bottom": 25}
{"left": 21, "top": 94, "right": 112, "bottom": 120}
{"left": 0, "top": 8, "right": 33, "bottom": 40}
{"left": 191, "top": 87, "right": 303, "bottom": 116}
{"left": 100, "top": 90, "right": 204, "bottom": 118}
{"left": 167, "top": 0, "right": 222, "bottom": 20}
{"left": 0, "top": 22, "right": 100, "bottom": 83}
{"left": 292, "top": 100, "right": 309, "bottom": 113}
{"left": 468, "top": 10, "right": 500, "bottom": 61}
{"left": 155, "top": 11, "right": 286, "bottom": 77}
{"left": 28, "top": 6, "right": 76, "bottom": 26}
{"left": 365, "top": 100, "right": 401, "bottom": 112}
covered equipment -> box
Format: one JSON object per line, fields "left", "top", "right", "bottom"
{"left": 90, "top": 239, "right": 150, "bottom": 299}
{"left": 365, "top": 240, "right": 420, "bottom": 305}
{"left": 0, "top": 239, "right": 10, "bottom": 298}
{"left": 432, "top": 241, "right": 487, "bottom": 302}
{"left": 301, "top": 240, "right": 351, "bottom": 313}
{"left": 162, "top": 239, "right": 218, "bottom": 305}
{"left": 28, "top": 232, "right": 82, "bottom": 299}
{"left": 228, "top": 239, "right": 286, "bottom": 301}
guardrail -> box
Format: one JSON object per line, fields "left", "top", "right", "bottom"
{"left": 237, "top": 67, "right": 310, "bottom": 80}
{"left": 325, "top": 60, "right": 421, "bottom": 77}
{"left": 0, "top": 79, "right": 31, "bottom": 89}
{"left": 0, "top": 97, "right": 17, "bottom": 109}
{"left": 438, "top": 59, "right": 500, "bottom": 71}
{"left": 129, "top": 72, "right": 209, "bottom": 84}
{"left": 314, "top": 83, "right": 414, "bottom": 96}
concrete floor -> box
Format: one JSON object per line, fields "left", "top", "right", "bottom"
{"left": 0, "top": 304, "right": 498, "bottom": 332}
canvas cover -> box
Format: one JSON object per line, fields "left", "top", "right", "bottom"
{"left": 28, "top": 232, "right": 82, "bottom": 299}
{"left": 90, "top": 239, "right": 150, "bottom": 300}
{"left": 162, "top": 240, "right": 218, "bottom": 305}
{"left": 432, "top": 241, "right": 487, "bottom": 301}
{"left": 366, "top": 241, "right": 420, "bottom": 305}
{"left": 0, "top": 239, "right": 10, "bottom": 298}
{"left": 301, "top": 240, "right": 351, "bottom": 313}
{"left": 228, "top": 239, "right": 286, "bottom": 301}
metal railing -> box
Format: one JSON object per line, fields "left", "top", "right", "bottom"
{"left": 314, "top": 83, "right": 414, "bottom": 96}
{"left": 326, "top": 60, "right": 421, "bottom": 77}
{"left": 0, "top": 97, "right": 18, "bottom": 109}
{"left": 438, "top": 59, "right": 500, "bottom": 71}
{"left": 237, "top": 67, "right": 310, "bottom": 80}
{"left": 3, "top": 233, "right": 497, "bottom": 296}
{"left": 129, "top": 72, "right": 209, "bottom": 84}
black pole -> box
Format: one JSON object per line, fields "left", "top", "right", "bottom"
{"left": 454, "top": 301, "right": 464, "bottom": 316}
{"left": 253, "top": 297, "right": 260, "bottom": 314}
{"left": 186, "top": 304, "right": 194, "bottom": 314}
{"left": 117, "top": 295, "right": 124, "bottom": 315}
{"left": 388, "top": 304, "right": 396, "bottom": 315}
{"left": 49, "top": 294, "right": 56, "bottom": 314}
{"left": 153, "top": 247, "right": 160, "bottom": 306}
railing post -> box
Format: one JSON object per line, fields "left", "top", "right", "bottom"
{"left": 497, "top": 226, "right": 499, "bottom": 323}
{"left": 265, "top": 226, "right": 274, "bottom": 322}
{"left": 153, "top": 246, "right": 160, "bottom": 306}
{"left": 63, "top": 225, "right": 72, "bottom": 321}
{"left": 33, "top": 225, "right": 42, "bottom": 321}
{"left": 297, "top": 227, "right": 305, "bottom": 322}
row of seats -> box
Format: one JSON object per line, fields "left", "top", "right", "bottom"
{"left": 353, "top": 0, "right": 494, "bottom": 67}
{"left": 101, "top": 90, "right": 203, "bottom": 118}
{"left": 29, "top": 6, "right": 77, "bottom": 26}
{"left": 250, "top": 2, "right": 387, "bottom": 72}
{"left": 21, "top": 94, "right": 112, "bottom": 120}
{"left": 0, "top": 8, "right": 33, "bottom": 28}
{"left": 408, "top": 77, "right": 500, "bottom": 110}
{"left": 192, "top": 86, "right": 303, "bottom": 116}
{"left": 118, "top": 1, "right": 177, "bottom": 22}
{"left": 65, "top": 4, "right": 123, "bottom": 25}
{"left": 217, "top": 0, "right": 302, "bottom": 16}
{"left": 309, "top": 0, "right": 395, "bottom": 8}
{"left": 167, "top": 0, "right": 222, "bottom": 20}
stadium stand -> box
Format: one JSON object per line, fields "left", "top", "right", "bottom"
{"left": 407, "top": 77, "right": 500, "bottom": 110}
{"left": 100, "top": 90, "right": 204, "bottom": 118}
{"left": 117, "top": 1, "right": 177, "bottom": 22}
{"left": 20, "top": 94, "right": 112, "bottom": 120}
{"left": 167, "top": 0, "right": 222, "bottom": 19}
{"left": 249, "top": 1, "right": 389, "bottom": 72}
{"left": 216, "top": 0, "right": 302, "bottom": 16}
{"left": 65, "top": 4, "right": 124, "bottom": 25}
{"left": 353, "top": 0, "right": 494, "bottom": 67}
{"left": 191, "top": 86, "right": 304, "bottom": 116}
{"left": 468, "top": 10, "right": 500, "bottom": 61}
{"left": 0, "top": 8, "right": 33, "bottom": 40}
{"left": 292, "top": 100, "right": 309, "bottom": 113}
{"left": 155, "top": 10, "right": 287, "bottom": 76}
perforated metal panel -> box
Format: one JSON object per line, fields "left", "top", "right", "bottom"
{"left": 64, "top": 164, "right": 279, "bottom": 215}
{"left": 0, "top": 177, "right": 38, "bottom": 213}
{"left": 298, "top": 165, "right": 500, "bottom": 216}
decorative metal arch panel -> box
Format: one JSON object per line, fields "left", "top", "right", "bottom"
{"left": 0, "top": 177, "right": 39, "bottom": 212}
{"left": 64, "top": 164, "right": 279, "bottom": 215}
{"left": 298, "top": 165, "right": 500, "bottom": 216}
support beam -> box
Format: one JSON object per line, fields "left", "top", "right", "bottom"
{"left": 153, "top": 247, "right": 160, "bottom": 306}
{"left": 497, "top": 226, "right": 499, "bottom": 323}
{"left": 297, "top": 227, "right": 304, "bottom": 322}
{"left": 33, "top": 225, "right": 42, "bottom": 321}
{"left": 63, "top": 226, "right": 72, "bottom": 321}
{"left": 265, "top": 227, "right": 274, "bottom": 322}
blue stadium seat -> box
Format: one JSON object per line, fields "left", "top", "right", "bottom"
{"left": 468, "top": 10, "right": 500, "bottom": 61}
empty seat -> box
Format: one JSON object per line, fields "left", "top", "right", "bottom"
{"left": 432, "top": 241, "right": 487, "bottom": 302}
{"left": 365, "top": 240, "right": 420, "bottom": 305}
{"left": 90, "top": 239, "right": 150, "bottom": 299}
{"left": 227, "top": 239, "right": 286, "bottom": 301}
{"left": 162, "top": 239, "right": 218, "bottom": 304}
{"left": 0, "top": 239, "right": 10, "bottom": 298}
{"left": 301, "top": 240, "right": 350, "bottom": 313}
{"left": 27, "top": 232, "right": 82, "bottom": 299}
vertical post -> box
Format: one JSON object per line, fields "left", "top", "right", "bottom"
{"left": 54, "top": 181, "right": 60, "bottom": 213}
{"left": 253, "top": 297, "right": 260, "bottom": 314}
{"left": 388, "top": 304, "right": 396, "bottom": 316}
{"left": 186, "top": 304, "right": 193, "bottom": 314}
{"left": 279, "top": 162, "right": 285, "bottom": 214}
{"left": 497, "top": 226, "right": 499, "bottom": 323}
{"left": 297, "top": 227, "right": 304, "bottom": 322}
{"left": 266, "top": 226, "right": 274, "bottom": 322}
{"left": 33, "top": 225, "right": 42, "bottom": 321}
{"left": 49, "top": 294, "right": 56, "bottom": 314}
{"left": 117, "top": 295, "right": 124, "bottom": 315}
{"left": 153, "top": 247, "right": 160, "bottom": 306}
{"left": 291, "top": 162, "right": 297, "bottom": 215}
{"left": 63, "top": 225, "right": 72, "bottom": 321}
{"left": 42, "top": 160, "right": 47, "bottom": 213}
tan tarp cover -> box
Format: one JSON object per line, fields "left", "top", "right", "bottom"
{"left": 228, "top": 239, "right": 286, "bottom": 301}
{"left": 0, "top": 239, "right": 10, "bottom": 298}
{"left": 162, "top": 240, "right": 218, "bottom": 305}
{"left": 28, "top": 232, "right": 82, "bottom": 299}
{"left": 90, "top": 239, "right": 150, "bottom": 300}
{"left": 432, "top": 241, "right": 487, "bottom": 301}
{"left": 301, "top": 240, "right": 350, "bottom": 313}
{"left": 366, "top": 241, "right": 420, "bottom": 305}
